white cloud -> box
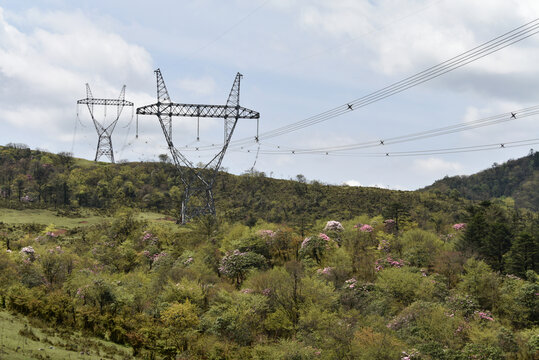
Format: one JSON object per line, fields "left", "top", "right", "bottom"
{"left": 343, "top": 179, "right": 361, "bottom": 186}
{"left": 0, "top": 6, "right": 156, "bottom": 156}
{"left": 414, "top": 157, "right": 463, "bottom": 173}
{"left": 295, "top": 0, "right": 539, "bottom": 83}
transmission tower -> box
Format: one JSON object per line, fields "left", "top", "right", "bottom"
{"left": 137, "top": 69, "right": 260, "bottom": 224}
{"left": 77, "top": 84, "right": 134, "bottom": 163}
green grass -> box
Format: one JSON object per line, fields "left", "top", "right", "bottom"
{"left": 0, "top": 311, "right": 131, "bottom": 359}
{"left": 0, "top": 208, "right": 175, "bottom": 229}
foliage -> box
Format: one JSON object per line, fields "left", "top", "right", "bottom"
{"left": 0, "top": 145, "right": 538, "bottom": 358}
{"left": 424, "top": 151, "right": 538, "bottom": 210}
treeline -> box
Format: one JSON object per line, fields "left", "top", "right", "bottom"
{"left": 424, "top": 151, "right": 538, "bottom": 210}
{"left": 0, "top": 204, "right": 537, "bottom": 359}
{"left": 0, "top": 144, "right": 469, "bottom": 228}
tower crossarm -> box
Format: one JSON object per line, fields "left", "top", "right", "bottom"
{"left": 77, "top": 99, "right": 134, "bottom": 106}
{"left": 136, "top": 102, "right": 259, "bottom": 119}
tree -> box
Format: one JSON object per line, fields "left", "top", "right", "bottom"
{"left": 459, "top": 202, "right": 513, "bottom": 271}
{"left": 219, "top": 250, "right": 266, "bottom": 287}
{"left": 161, "top": 299, "right": 199, "bottom": 353}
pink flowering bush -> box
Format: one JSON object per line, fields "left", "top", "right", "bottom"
{"left": 141, "top": 231, "right": 159, "bottom": 245}
{"left": 324, "top": 220, "right": 344, "bottom": 232}
{"left": 219, "top": 249, "right": 266, "bottom": 287}
{"left": 345, "top": 278, "right": 358, "bottom": 289}
{"left": 375, "top": 256, "right": 405, "bottom": 272}
{"left": 359, "top": 224, "right": 373, "bottom": 233}
{"left": 20, "top": 246, "right": 35, "bottom": 255}
{"left": 143, "top": 250, "right": 168, "bottom": 269}
{"left": 318, "top": 233, "right": 330, "bottom": 242}
{"left": 300, "top": 233, "right": 333, "bottom": 263}
{"left": 475, "top": 310, "right": 494, "bottom": 321}
{"left": 316, "top": 267, "right": 333, "bottom": 276}
{"left": 453, "top": 223, "right": 467, "bottom": 231}
{"left": 20, "top": 246, "right": 36, "bottom": 261}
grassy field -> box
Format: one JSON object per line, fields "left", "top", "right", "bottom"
{"left": 0, "top": 208, "right": 174, "bottom": 229}
{"left": 0, "top": 311, "right": 131, "bottom": 359}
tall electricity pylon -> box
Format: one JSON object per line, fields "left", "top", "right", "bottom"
{"left": 137, "top": 69, "right": 260, "bottom": 223}
{"left": 77, "top": 84, "right": 134, "bottom": 163}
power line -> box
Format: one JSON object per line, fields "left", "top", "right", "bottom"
{"left": 276, "top": 0, "right": 445, "bottom": 71}
{"left": 181, "top": 104, "right": 538, "bottom": 154}
{"left": 235, "top": 138, "right": 539, "bottom": 158}
{"left": 226, "top": 18, "right": 539, "bottom": 144}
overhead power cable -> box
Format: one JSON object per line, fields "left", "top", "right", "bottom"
{"left": 233, "top": 138, "right": 539, "bottom": 158}
{"left": 182, "top": 104, "right": 538, "bottom": 154}
{"left": 225, "top": 18, "right": 539, "bottom": 145}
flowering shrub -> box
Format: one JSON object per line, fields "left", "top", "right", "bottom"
{"left": 219, "top": 249, "right": 266, "bottom": 287}
{"left": 316, "top": 267, "right": 333, "bottom": 276}
{"left": 453, "top": 223, "right": 466, "bottom": 231}
{"left": 475, "top": 310, "right": 494, "bottom": 321}
{"left": 318, "top": 233, "right": 330, "bottom": 242}
{"left": 142, "top": 231, "right": 159, "bottom": 245}
{"left": 143, "top": 250, "right": 168, "bottom": 269}
{"left": 20, "top": 246, "right": 35, "bottom": 255}
{"left": 447, "top": 294, "right": 478, "bottom": 318}
{"left": 20, "top": 246, "right": 36, "bottom": 261}
{"left": 345, "top": 278, "right": 357, "bottom": 289}
{"left": 359, "top": 224, "right": 373, "bottom": 233}
{"left": 20, "top": 195, "right": 33, "bottom": 202}
{"left": 324, "top": 220, "right": 344, "bottom": 232}
{"left": 300, "top": 233, "right": 333, "bottom": 263}
{"left": 375, "top": 256, "right": 405, "bottom": 272}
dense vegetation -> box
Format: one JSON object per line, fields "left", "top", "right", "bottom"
{"left": 0, "top": 144, "right": 468, "bottom": 227}
{"left": 424, "top": 151, "right": 538, "bottom": 211}
{"left": 0, "top": 144, "right": 538, "bottom": 359}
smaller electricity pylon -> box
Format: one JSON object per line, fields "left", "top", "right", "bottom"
{"left": 137, "top": 69, "right": 260, "bottom": 224}
{"left": 77, "top": 84, "right": 134, "bottom": 163}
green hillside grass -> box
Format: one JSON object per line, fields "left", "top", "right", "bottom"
{"left": 0, "top": 311, "right": 131, "bottom": 359}
{"left": 0, "top": 208, "right": 171, "bottom": 229}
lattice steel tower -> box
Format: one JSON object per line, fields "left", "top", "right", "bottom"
{"left": 77, "top": 84, "right": 134, "bottom": 163}
{"left": 137, "top": 69, "right": 260, "bottom": 223}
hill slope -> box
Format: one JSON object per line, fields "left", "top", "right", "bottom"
{"left": 0, "top": 144, "right": 469, "bottom": 227}
{"left": 423, "top": 151, "right": 538, "bottom": 210}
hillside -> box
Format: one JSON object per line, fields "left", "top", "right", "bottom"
{"left": 423, "top": 151, "right": 539, "bottom": 210}
{"left": 1, "top": 144, "right": 538, "bottom": 359}
{"left": 0, "top": 144, "right": 470, "bottom": 230}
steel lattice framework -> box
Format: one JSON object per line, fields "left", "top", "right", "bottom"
{"left": 77, "top": 84, "right": 134, "bottom": 163}
{"left": 137, "top": 69, "right": 260, "bottom": 223}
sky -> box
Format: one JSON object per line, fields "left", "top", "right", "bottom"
{"left": 0, "top": 0, "right": 538, "bottom": 190}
